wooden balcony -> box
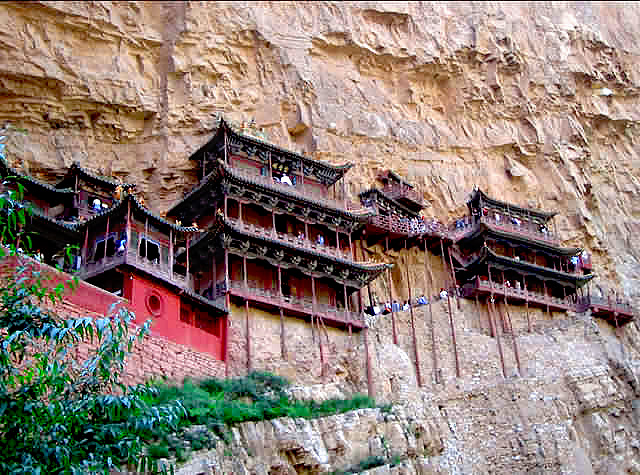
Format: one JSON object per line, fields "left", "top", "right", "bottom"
{"left": 460, "top": 277, "right": 576, "bottom": 312}
{"left": 586, "top": 295, "right": 634, "bottom": 325}
{"left": 227, "top": 280, "right": 364, "bottom": 330}
{"left": 477, "top": 215, "right": 560, "bottom": 246}
{"left": 380, "top": 185, "right": 424, "bottom": 208}
{"left": 230, "top": 166, "right": 363, "bottom": 212}
{"left": 78, "top": 247, "right": 190, "bottom": 289}
{"left": 227, "top": 218, "right": 354, "bottom": 261}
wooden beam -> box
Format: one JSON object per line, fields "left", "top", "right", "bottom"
{"left": 424, "top": 238, "right": 439, "bottom": 383}
{"left": 386, "top": 236, "right": 398, "bottom": 345}
{"left": 406, "top": 261, "right": 422, "bottom": 387}
{"left": 488, "top": 299, "right": 507, "bottom": 378}
{"left": 243, "top": 255, "right": 250, "bottom": 372}
{"left": 278, "top": 265, "right": 286, "bottom": 359}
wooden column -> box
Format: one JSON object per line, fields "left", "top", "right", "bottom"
{"left": 169, "top": 228, "right": 173, "bottom": 280}
{"left": 272, "top": 211, "right": 276, "bottom": 237}
{"left": 488, "top": 299, "right": 507, "bottom": 378}
{"left": 406, "top": 263, "right": 422, "bottom": 386}
{"left": 224, "top": 249, "right": 230, "bottom": 378}
{"left": 186, "top": 235, "right": 190, "bottom": 284}
{"left": 425, "top": 239, "right": 439, "bottom": 383}
{"left": 268, "top": 151, "right": 272, "bottom": 180}
{"left": 82, "top": 226, "right": 89, "bottom": 264}
{"left": 386, "top": 236, "right": 398, "bottom": 345}
{"left": 523, "top": 274, "right": 531, "bottom": 333}
{"left": 446, "top": 288, "right": 461, "bottom": 378}
{"left": 223, "top": 128, "right": 228, "bottom": 165}
{"left": 104, "top": 216, "right": 110, "bottom": 260}
{"left": 335, "top": 228, "right": 340, "bottom": 251}
{"left": 348, "top": 232, "right": 353, "bottom": 260}
{"left": 448, "top": 247, "right": 460, "bottom": 310}
{"left": 543, "top": 280, "right": 550, "bottom": 316}
{"left": 243, "top": 255, "right": 250, "bottom": 372}
{"left": 502, "top": 287, "right": 522, "bottom": 376}
{"left": 312, "top": 275, "right": 325, "bottom": 377}
{"left": 238, "top": 202, "right": 243, "bottom": 223}
{"left": 278, "top": 265, "right": 286, "bottom": 359}
{"left": 224, "top": 195, "right": 228, "bottom": 217}
{"left": 144, "top": 217, "right": 148, "bottom": 262}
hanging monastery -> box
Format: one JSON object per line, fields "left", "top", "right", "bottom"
{"left": 2, "top": 117, "right": 635, "bottom": 390}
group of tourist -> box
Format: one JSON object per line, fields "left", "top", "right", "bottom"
{"left": 363, "top": 288, "right": 455, "bottom": 316}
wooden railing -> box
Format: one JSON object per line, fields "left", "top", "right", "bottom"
{"left": 230, "top": 166, "right": 363, "bottom": 212}
{"left": 461, "top": 276, "right": 577, "bottom": 310}
{"left": 588, "top": 295, "right": 634, "bottom": 316}
{"left": 227, "top": 218, "right": 354, "bottom": 260}
{"left": 227, "top": 279, "right": 362, "bottom": 325}
{"left": 380, "top": 185, "right": 424, "bottom": 206}
{"left": 478, "top": 215, "right": 560, "bottom": 245}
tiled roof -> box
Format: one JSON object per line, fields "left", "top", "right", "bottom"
{"left": 56, "top": 161, "right": 135, "bottom": 191}
{"left": 469, "top": 189, "right": 557, "bottom": 221}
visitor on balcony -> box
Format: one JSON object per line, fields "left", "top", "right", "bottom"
{"left": 297, "top": 231, "right": 305, "bottom": 241}
{"left": 570, "top": 255, "right": 579, "bottom": 271}
{"left": 402, "top": 301, "right": 410, "bottom": 312}
{"left": 494, "top": 212, "right": 501, "bottom": 223}
{"left": 439, "top": 288, "right": 448, "bottom": 300}
{"left": 117, "top": 238, "right": 126, "bottom": 254}
{"left": 92, "top": 198, "right": 102, "bottom": 212}
{"left": 540, "top": 224, "right": 548, "bottom": 235}
{"left": 417, "top": 295, "right": 428, "bottom": 305}
{"left": 280, "top": 174, "right": 293, "bottom": 186}
{"left": 316, "top": 234, "right": 325, "bottom": 246}
{"left": 392, "top": 300, "right": 400, "bottom": 312}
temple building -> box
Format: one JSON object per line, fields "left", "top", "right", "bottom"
{"left": 359, "top": 169, "right": 427, "bottom": 245}
{"left": 166, "top": 119, "right": 391, "bottom": 357}
{"left": 451, "top": 189, "right": 632, "bottom": 327}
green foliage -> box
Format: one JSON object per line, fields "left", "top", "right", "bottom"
{"left": 150, "top": 372, "right": 378, "bottom": 460}
{"left": 0, "top": 159, "right": 186, "bottom": 474}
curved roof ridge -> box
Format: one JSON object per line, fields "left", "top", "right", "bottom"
{"left": 56, "top": 161, "right": 135, "bottom": 190}
{"left": 469, "top": 189, "right": 557, "bottom": 220}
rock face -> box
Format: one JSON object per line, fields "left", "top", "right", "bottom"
{"left": 2, "top": 2, "right": 640, "bottom": 473}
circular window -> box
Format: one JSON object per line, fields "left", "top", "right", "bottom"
{"left": 146, "top": 292, "right": 163, "bottom": 316}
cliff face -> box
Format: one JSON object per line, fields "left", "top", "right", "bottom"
{"left": 3, "top": 2, "right": 640, "bottom": 473}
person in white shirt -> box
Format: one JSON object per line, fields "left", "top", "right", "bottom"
{"left": 280, "top": 174, "right": 293, "bottom": 186}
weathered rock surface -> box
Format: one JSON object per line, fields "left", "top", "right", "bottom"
{"left": 3, "top": 2, "right": 640, "bottom": 473}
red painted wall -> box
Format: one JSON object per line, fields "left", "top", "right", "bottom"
{"left": 123, "top": 273, "right": 225, "bottom": 360}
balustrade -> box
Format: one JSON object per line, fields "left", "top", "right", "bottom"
{"left": 227, "top": 279, "right": 361, "bottom": 323}
{"left": 380, "top": 184, "right": 424, "bottom": 205}
{"left": 227, "top": 218, "right": 354, "bottom": 260}
{"left": 230, "top": 166, "right": 362, "bottom": 212}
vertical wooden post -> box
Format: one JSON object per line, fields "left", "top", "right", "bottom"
{"left": 544, "top": 280, "right": 550, "bottom": 316}
{"left": 299, "top": 159, "right": 304, "bottom": 187}
{"left": 305, "top": 221, "right": 309, "bottom": 242}
{"left": 223, "top": 128, "right": 228, "bottom": 165}
{"left": 169, "top": 228, "right": 173, "bottom": 280}
{"left": 224, "top": 249, "right": 230, "bottom": 378}
{"left": 523, "top": 274, "right": 531, "bottom": 333}
{"left": 488, "top": 299, "right": 507, "bottom": 378}
{"left": 448, "top": 248, "right": 460, "bottom": 310}
{"left": 103, "top": 216, "right": 110, "bottom": 260}
{"left": 312, "top": 276, "right": 325, "bottom": 377}
{"left": 144, "top": 217, "right": 148, "bottom": 261}
{"left": 82, "top": 226, "right": 89, "bottom": 264}
{"left": 186, "top": 235, "right": 190, "bottom": 285}
{"left": 348, "top": 232, "right": 353, "bottom": 260}
{"left": 278, "top": 265, "right": 286, "bottom": 359}
{"left": 343, "top": 283, "right": 349, "bottom": 322}
{"left": 224, "top": 195, "right": 228, "bottom": 217}
{"left": 386, "top": 236, "right": 398, "bottom": 345}
{"left": 271, "top": 211, "right": 276, "bottom": 237}
{"left": 268, "top": 151, "right": 272, "bottom": 180}
{"left": 446, "top": 289, "right": 461, "bottom": 378}
{"left": 238, "top": 202, "right": 243, "bottom": 223}
{"left": 502, "top": 289, "right": 522, "bottom": 375}
{"left": 424, "top": 239, "right": 439, "bottom": 383}
{"left": 364, "top": 327, "right": 374, "bottom": 398}
{"left": 406, "top": 263, "right": 422, "bottom": 386}
{"left": 335, "top": 228, "right": 340, "bottom": 252}
{"left": 243, "top": 255, "right": 250, "bottom": 372}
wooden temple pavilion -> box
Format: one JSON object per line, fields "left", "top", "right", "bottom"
{"left": 166, "top": 118, "right": 391, "bottom": 336}
{"left": 359, "top": 169, "right": 427, "bottom": 246}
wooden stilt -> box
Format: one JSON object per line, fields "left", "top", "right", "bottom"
{"left": 278, "top": 265, "right": 286, "bottom": 359}
{"left": 386, "top": 236, "right": 398, "bottom": 345}
{"left": 488, "top": 299, "right": 507, "bottom": 378}
{"left": 544, "top": 280, "right": 550, "bottom": 316}
{"left": 424, "top": 239, "right": 439, "bottom": 383}
{"left": 446, "top": 291, "right": 461, "bottom": 378}
{"left": 503, "top": 293, "right": 522, "bottom": 376}
{"left": 364, "top": 327, "right": 374, "bottom": 398}
{"left": 406, "top": 263, "right": 422, "bottom": 386}
{"left": 243, "top": 255, "right": 250, "bottom": 372}
{"left": 523, "top": 274, "right": 531, "bottom": 333}
{"left": 104, "top": 216, "right": 110, "bottom": 260}
{"left": 224, "top": 249, "right": 230, "bottom": 378}
{"left": 82, "top": 226, "right": 89, "bottom": 264}
{"left": 238, "top": 201, "right": 243, "bottom": 222}
{"left": 312, "top": 276, "right": 325, "bottom": 378}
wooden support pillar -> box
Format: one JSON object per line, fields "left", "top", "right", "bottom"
{"left": 268, "top": 151, "right": 272, "bottom": 180}
{"left": 424, "top": 239, "right": 439, "bottom": 383}
{"left": 503, "top": 293, "right": 522, "bottom": 376}
{"left": 186, "top": 235, "right": 190, "bottom": 284}
{"left": 544, "top": 280, "right": 550, "bottom": 316}
{"left": 523, "top": 274, "right": 531, "bottom": 333}
{"left": 343, "top": 283, "right": 349, "bottom": 321}
{"left": 272, "top": 211, "right": 276, "bottom": 237}
{"left": 169, "top": 228, "right": 173, "bottom": 280}
{"left": 348, "top": 232, "right": 354, "bottom": 260}
{"left": 82, "top": 226, "right": 89, "bottom": 264}
{"left": 386, "top": 236, "right": 398, "bottom": 345}
{"left": 224, "top": 195, "right": 228, "bottom": 217}
{"left": 488, "top": 299, "right": 507, "bottom": 378}
{"left": 448, "top": 247, "right": 460, "bottom": 310}
{"left": 447, "top": 289, "right": 461, "bottom": 378}
{"left": 335, "top": 228, "right": 340, "bottom": 251}
{"left": 243, "top": 255, "right": 250, "bottom": 372}
{"left": 104, "top": 216, "right": 110, "bottom": 260}
{"left": 364, "top": 327, "right": 374, "bottom": 399}
{"left": 224, "top": 249, "right": 230, "bottom": 377}
{"left": 312, "top": 275, "right": 325, "bottom": 377}
{"left": 278, "top": 265, "right": 286, "bottom": 359}
{"left": 223, "top": 128, "right": 228, "bottom": 165}
{"left": 406, "top": 263, "right": 422, "bottom": 386}
{"left": 238, "top": 202, "right": 243, "bottom": 222}
{"left": 305, "top": 221, "right": 309, "bottom": 242}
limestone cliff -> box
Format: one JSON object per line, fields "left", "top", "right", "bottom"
{"left": 2, "top": 2, "right": 640, "bottom": 473}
